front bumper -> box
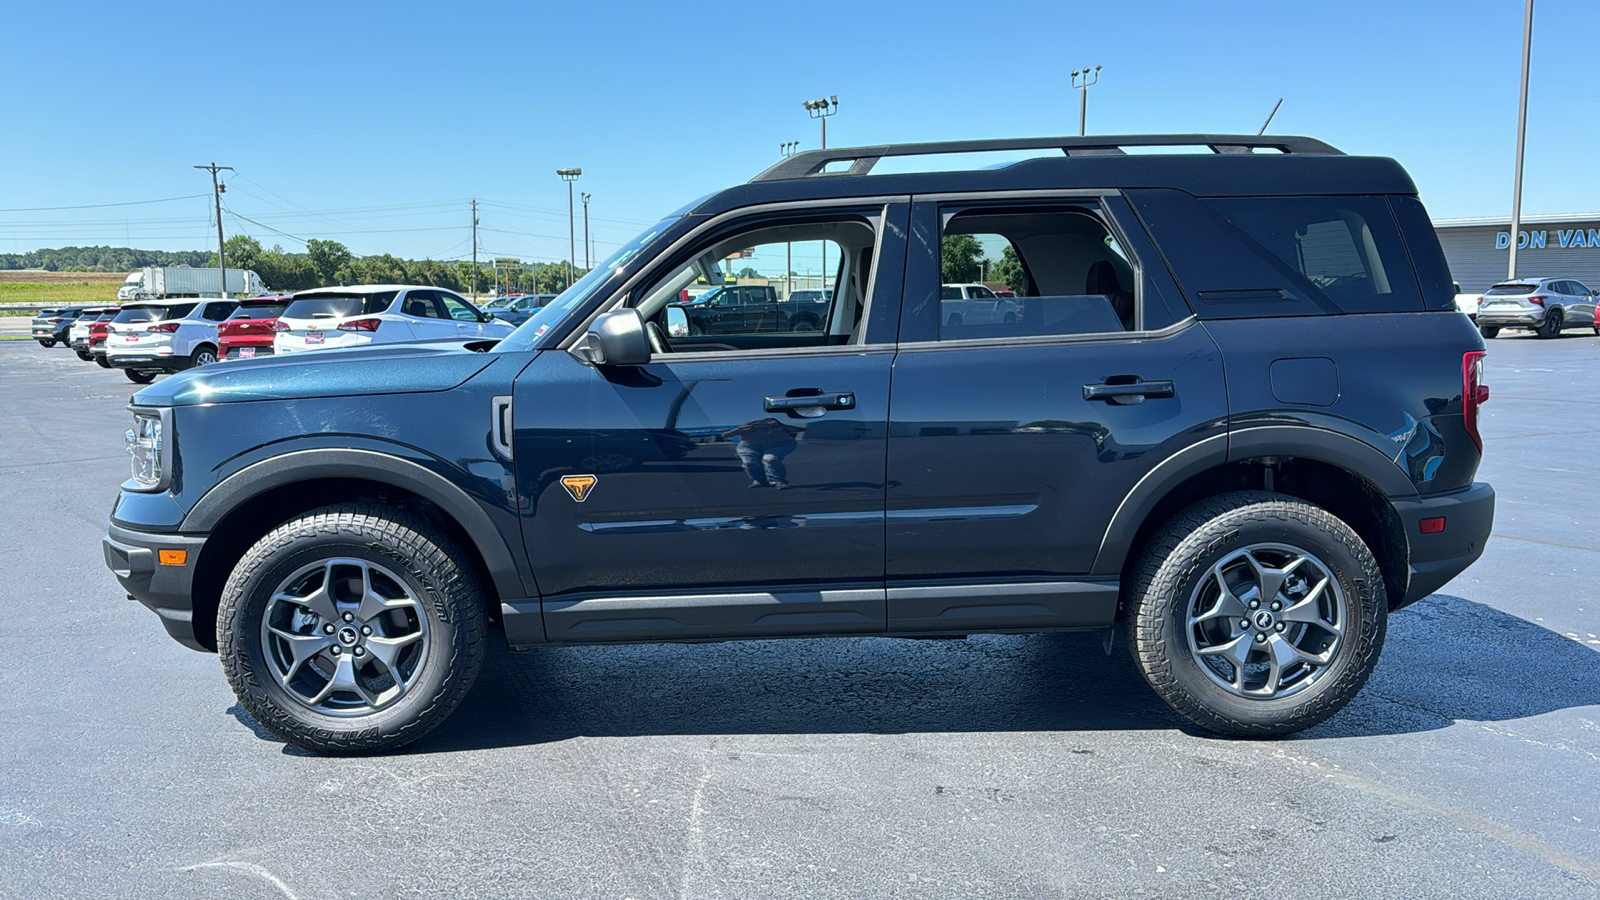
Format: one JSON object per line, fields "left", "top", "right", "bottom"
{"left": 103, "top": 523, "right": 210, "bottom": 651}
{"left": 1391, "top": 481, "right": 1495, "bottom": 609}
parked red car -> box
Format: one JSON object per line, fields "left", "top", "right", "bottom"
{"left": 218, "top": 295, "right": 291, "bottom": 360}
{"left": 86, "top": 308, "right": 120, "bottom": 368}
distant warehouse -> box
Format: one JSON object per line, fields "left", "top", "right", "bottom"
{"left": 1434, "top": 213, "right": 1600, "bottom": 293}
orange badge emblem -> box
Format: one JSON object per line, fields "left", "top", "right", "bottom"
{"left": 560, "top": 474, "right": 598, "bottom": 503}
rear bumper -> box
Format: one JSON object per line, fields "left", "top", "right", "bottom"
{"left": 1476, "top": 311, "right": 1543, "bottom": 327}
{"left": 107, "top": 352, "right": 184, "bottom": 372}
{"left": 103, "top": 523, "right": 210, "bottom": 651}
{"left": 222, "top": 344, "right": 274, "bottom": 359}
{"left": 1391, "top": 482, "right": 1495, "bottom": 609}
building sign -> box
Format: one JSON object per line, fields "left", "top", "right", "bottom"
{"left": 1495, "top": 229, "right": 1600, "bottom": 249}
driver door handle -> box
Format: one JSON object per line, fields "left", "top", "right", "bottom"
{"left": 765, "top": 392, "right": 855, "bottom": 412}
{"left": 1083, "top": 379, "right": 1175, "bottom": 404}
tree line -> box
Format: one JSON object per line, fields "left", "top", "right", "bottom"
{"left": 941, "top": 234, "right": 1026, "bottom": 294}
{"left": 2, "top": 239, "right": 586, "bottom": 296}
{"left": 0, "top": 246, "right": 210, "bottom": 271}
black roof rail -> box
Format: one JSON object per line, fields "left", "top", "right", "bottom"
{"left": 750, "top": 134, "right": 1345, "bottom": 182}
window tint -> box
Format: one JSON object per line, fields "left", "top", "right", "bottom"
{"left": 438, "top": 292, "right": 482, "bottom": 321}
{"left": 201, "top": 302, "right": 236, "bottom": 321}
{"left": 1484, "top": 283, "right": 1536, "bottom": 296}
{"left": 935, "top": 206, "right": 1142, "bottom": 341}
{"left": 1203, "top": 196, "right": 1423, "bottom": 314}
{"left": 230, "top": 305, "right": 287, "bottom": 319}
{"left": 630, "top": 215, "right": 880, "bottom": 352}
{"left": 283, "top": 292, "right": 396, "bottom": 319}
{"left": 401, "top": 290, "right": 443, "bottom": 319}
{"left": 1572, "top": 281, "right": 1593, "bottom": 295}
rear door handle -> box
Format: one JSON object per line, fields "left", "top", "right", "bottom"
{"left": 1083, "top": 379, "right": 1175, "bottom": 404}
{"left": 765, "top": 391, "right": 855, "bottom": 412}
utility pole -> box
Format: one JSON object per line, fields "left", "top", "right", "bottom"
{"left": 1509, "top": 0, "right": 1534, "bottom": 279}
{"left": 581, "top": 192, "right": 591, "bottom": 270}
{"left": 470, "top": 199, "right": 479, "bottom": 301}
{"left": 557, "top": 168, "right": 582, "bottom": 290}
{"left": 194, "top": 163, "right": 233, "bottom": 296}
{"left": 1071, "top": 66, "right": 1102, "bottom": 136}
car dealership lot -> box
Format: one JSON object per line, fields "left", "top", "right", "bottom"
{"left": 1, "top": 333, "right": 1597, "bottom": 898}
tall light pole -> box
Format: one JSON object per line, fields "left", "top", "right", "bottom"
{"left": 194, "top": 163, "right": 233, "bottom": 296}
{"left": 1071, "top": 66, "right": 1102, "bottom": 136}
{"left": 557, "top": 168, "right": 581, "bottom": 289}
{"left": 802, "top": 98, "right": 839, "bottom": 293}
{"left": 580, "top": 192, "right": 591, "bottom": 271}
{"left": 1509, "top": 0, "right": 1534, "bottom": 279}
{"left": 802, "top": 95, "right": 838, "bottom": 149}
{"left": 780, "top": 142, "right": 799, "bottom": 297}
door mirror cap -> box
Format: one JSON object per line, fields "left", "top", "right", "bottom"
{"left": 570, "top": 308, "right": 651, "bottom": 366}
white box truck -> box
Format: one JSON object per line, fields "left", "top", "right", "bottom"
{"left": 117, "top": 267, "right": 265, "bottom": 301}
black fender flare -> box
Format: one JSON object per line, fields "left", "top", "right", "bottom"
{"left": 1089, "top": 426, "right": 1415, "bottom": 576}
{"left": 182, "top": 448, "right": 530, "bottom": 601}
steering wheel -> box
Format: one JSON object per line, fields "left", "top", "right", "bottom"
{"left": 645, "top": 321, "right": 672, "bottom": 355}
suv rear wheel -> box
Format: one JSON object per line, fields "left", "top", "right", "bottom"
{"left": 1537, "top": 308, "right": 1564, "bottom": 338}
{"left": 217, "top": 504, "right": 487, "bottom": 754}
{"left": 1478, "top": 325, "right": 1499, "bottom": 339}
{"left": 124, "top": 370, "right": 155, "bottom": 384}
{"left": 37, "top": 338, "right": 55, "bottom": 348}
{"left": 191, "top": 345, "right": 218, "bottom": 367}
{"left": 1125, "top": 491, "right": 1385, "bottom": 737}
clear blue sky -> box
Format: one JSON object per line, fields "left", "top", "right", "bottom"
{"left": 1, "top": 0, "right": 1594, "bottom": 266}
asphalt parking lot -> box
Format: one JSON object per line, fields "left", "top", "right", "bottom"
{"left": 1, "top": 330, "right": 1597, "bottom": 899}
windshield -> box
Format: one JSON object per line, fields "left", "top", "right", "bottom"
{"left": 282, "top": 293, "right": 395, "bottom": 320}
{"left": 497, "top": 218, "right": 677, "bottom": 352}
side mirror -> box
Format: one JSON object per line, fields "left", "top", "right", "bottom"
{"left": 570, "top": 308, "right": 650, "bottom": 366}
{"left": 666, "top": 306, "right": 689, "bottom": 338}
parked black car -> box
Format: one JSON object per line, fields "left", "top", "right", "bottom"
{"left": 105, "top": 134, "right": 1494, "bottom": 754}
{"left": 31, "top": 307, "right": 86, "bottom": 346}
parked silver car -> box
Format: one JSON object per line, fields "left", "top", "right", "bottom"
{"left": 1476, "top": 277, "right": 1599, "bottom": 338}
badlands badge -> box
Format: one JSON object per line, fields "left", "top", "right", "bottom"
{"left": 560, "top": 474, "right": 598, "bottom": 503}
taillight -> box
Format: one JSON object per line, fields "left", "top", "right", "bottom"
{"left": 337, "top": 318, "right": 381, "bottom": 332}
{"left": 272, "top": 320, "right": 290, "bottom": 332}
{"left": 147, "top": 322, "right": 179, "bottom": 333}
{"left": 1463, "top": 350, "right": 1488, "bottom": 451}
{"left": 47, "top": 317, "right": 63, "bottom": 323}
{"left": 1528, "top": 295, "right": 1547, "bottom": 306}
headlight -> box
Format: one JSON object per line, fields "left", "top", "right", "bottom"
{"left": 124, "top": 407, "right": 171, "bottom": 491}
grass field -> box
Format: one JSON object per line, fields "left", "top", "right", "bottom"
{"left": 0, "top": 281, "right": 121, "bottom": 304}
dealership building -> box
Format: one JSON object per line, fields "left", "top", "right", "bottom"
{"left": 1434, "top": 213, "right": 1600, "bottom": 294}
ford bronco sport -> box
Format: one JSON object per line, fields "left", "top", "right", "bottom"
{"left": 104, "top": 135, "right": 1495, "bottom": 754}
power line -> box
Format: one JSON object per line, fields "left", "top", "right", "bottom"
{"left": 223, "top": 205, "right": 309, "bottom": 245}
{"left": 0, "top": 194, "right": 210, "bottom": 212}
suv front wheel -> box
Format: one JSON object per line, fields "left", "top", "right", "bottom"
{"left": 218, "top": 504, "right": 487, "bottom": 754}
{"left": 1126, "top": 491, "right": 1385, "bottom": 737}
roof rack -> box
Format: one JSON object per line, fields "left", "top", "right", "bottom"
{"left": 750, "top": 134, "right": 1344, "bottom": 182}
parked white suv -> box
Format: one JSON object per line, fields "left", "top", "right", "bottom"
{"left": 104, "top": 299, "right": 239, "bottom": 383}
{"left": 273, "top": 285, "right": 514, "bottom": 354}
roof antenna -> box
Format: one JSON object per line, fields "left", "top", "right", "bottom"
{"left": 1258, "top": 98, "right": 1283, "bottom": 135}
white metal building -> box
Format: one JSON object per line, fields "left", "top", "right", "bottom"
{"left": 1434, "top": 213, "right": 1600, "bottom": 293}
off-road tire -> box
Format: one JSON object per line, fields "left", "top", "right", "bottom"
{"left": 1125, "top": 491, "right": 1386, "bottom": 738}
{"left": 1537, "top": 309, "right": 1563, "bottom": 338}
{"left": 124, "top": 369, "right": 155, "bottom": 384}
{"left": 1478, "top": 325, "right": 1499, "bottom": 339}
{"left": 217, "top": 504, "right": 487, "bottom": 755}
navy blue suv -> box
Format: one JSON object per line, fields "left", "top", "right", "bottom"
{"left": 104, "top": 135, "right": 1495, "bottom": 754}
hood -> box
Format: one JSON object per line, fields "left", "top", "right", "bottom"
{"left": 132, "top": 340, "right": 509, "bottom": 408}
